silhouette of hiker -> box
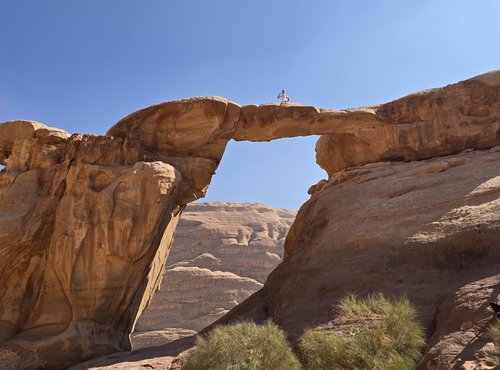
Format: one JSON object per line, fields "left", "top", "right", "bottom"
{"left": 277, "top": 89, "right": 289, "bottom": 105}
{"left": 490, "top": 294, "right": 500, "bottom": 319}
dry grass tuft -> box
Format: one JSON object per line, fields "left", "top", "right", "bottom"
{"left": 183, "top": 320, "right": 300, "bottom": 370}
{"left": 299, "top": 293, "right": 425, "bottom": 370}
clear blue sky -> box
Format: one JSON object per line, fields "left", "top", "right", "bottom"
{"left": 1, "top": 1, "right": 499, "bottom": 210}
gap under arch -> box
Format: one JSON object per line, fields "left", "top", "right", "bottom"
{"left": 200, "top": 136, "right": 326, "bottom": 211}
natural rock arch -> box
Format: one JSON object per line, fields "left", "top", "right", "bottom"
{"left": 1, "top": 70, "right": 500, "bottom": 369}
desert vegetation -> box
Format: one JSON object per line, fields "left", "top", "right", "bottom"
{"left": 183, "top": 320, "right": 301, "bottom": 370}
{"left": 183, "top": 293, "right": 425, "bottom": 370}
{"left": 490, "top": 321, "right": 500, "bottom": 364}
{"left": 299, "top": 293, "right": 425, "bottom": 370}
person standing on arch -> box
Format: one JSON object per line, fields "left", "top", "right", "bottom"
{"left": 277, "top": 89, "right": 289, "bottom": 105}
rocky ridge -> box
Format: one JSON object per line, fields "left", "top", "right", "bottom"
{"left": 0, "top": 70, "right": 499, "bottom": 369}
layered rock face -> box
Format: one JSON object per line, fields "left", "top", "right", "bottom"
{"left": 132, "top": 202, "right": 295, "bottom": 348}
{"left": 1, "top": 71, "right": 500, "bottom": 369}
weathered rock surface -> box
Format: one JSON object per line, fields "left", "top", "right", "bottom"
{"left": 315, "top": 71, "right": 500, "bottom": 175}
{"left": 1, "top": 71, "right": 500, "bottom": 369}
{"left": 422, "top": 275, "right": 499, "bottom": 369}
{"left": 0, "top": 127, "right": 186, "bottom": 369}
{"left": 68, "top": 338, "right": 195, "bottom": 370}
{"left": 106, "top": 97, "right": 241, "bottom": 205}
{"left": 217, "top": 147, "right": 500, "bottom": 369}
{"left": 131, "top": 328, "right": 197, "bottom": 352}
{"left": 132, "top": 202, "right": 295, "bottom": 348}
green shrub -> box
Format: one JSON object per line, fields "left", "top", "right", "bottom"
{"left": 183, "top": 320, "right": 301, "bottom": 370}
{"left": 299, "top": 293, "right": 426, "bottom": 370}
{"left": 490, "top": 321, "right": 500, "bottom": 363}
{"left": 300, "top": 328, "right": 348, "bottom": 369}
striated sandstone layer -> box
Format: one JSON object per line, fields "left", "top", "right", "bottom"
{"left": 164, "top": 202, "right": 294, "bottom": 283}
{"left": 1, "top": 71, "right": 500, "bottom": 369}
{"left": 132, "top": 202, "right": 295, "bottom": 348}
{"left": 217, "top": 147, "right": 500, "bottom": 369}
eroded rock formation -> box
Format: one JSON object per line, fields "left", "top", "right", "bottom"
{"left": 1, "top": 71, "right": 500, "bottom": 369}
{"left": 218, "top": 148, "right": 500, "bottom": 369}
{"left": 132, "top": 202, "right": 295, "bottom": 349}
{"left": 0, "top": 124, "right": 185, "bottom": 369}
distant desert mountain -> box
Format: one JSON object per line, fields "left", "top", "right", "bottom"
{"left": 132, "top": 202, "right": 296, "bottom": 348}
